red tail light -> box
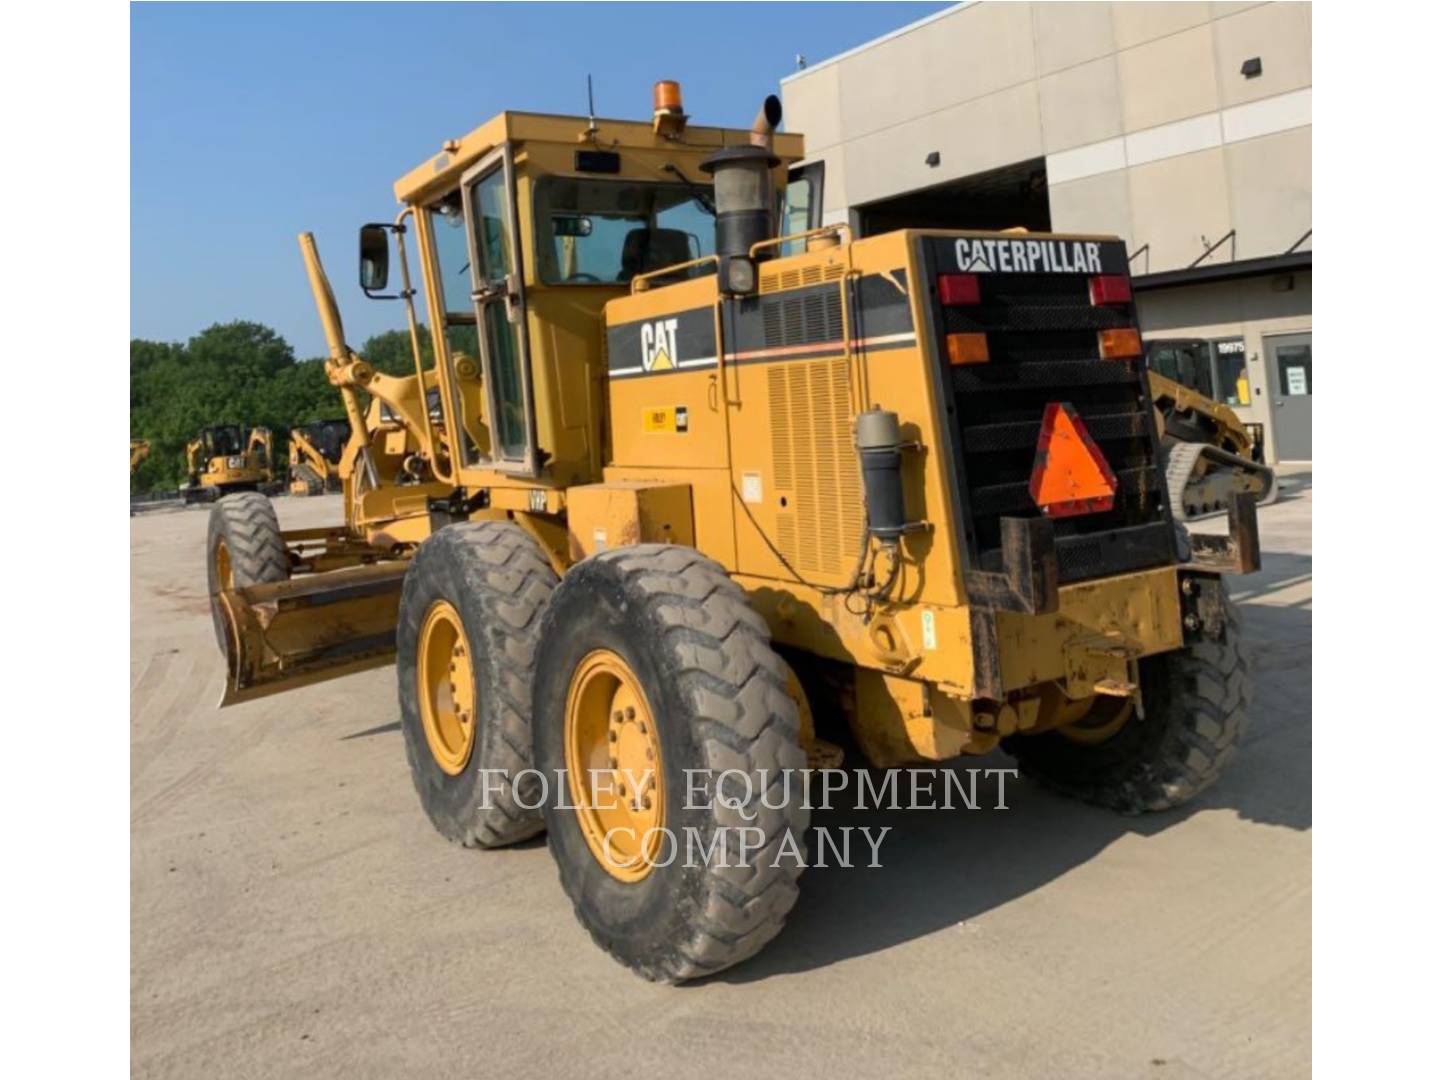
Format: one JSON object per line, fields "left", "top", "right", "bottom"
{"left": 1089, "top": 274, "right": 1132, "bottom": 305}
{"left": 938, "top": 273, "right": 981, "bottom": 306}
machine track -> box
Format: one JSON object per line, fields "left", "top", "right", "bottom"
{"left": 1164, "top": 441, "right": 1277, "bottom": 521}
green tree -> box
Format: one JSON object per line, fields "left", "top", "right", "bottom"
{"left": 129, "top": 319, "right": 463, "bottom": 494}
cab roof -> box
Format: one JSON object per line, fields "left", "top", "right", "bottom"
{"left": 393, "top": 110, "right": 805, "bottom": 206}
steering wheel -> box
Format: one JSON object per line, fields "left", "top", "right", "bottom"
{"left": 563, "top": 272, "right": 602, "bottom": 283}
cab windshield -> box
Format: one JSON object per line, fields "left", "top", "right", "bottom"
{"left": 532, "top": 177, "right": 715, "bottom": 285}
{"left": 204, "top": 426, "right": 243, "bottom": 456}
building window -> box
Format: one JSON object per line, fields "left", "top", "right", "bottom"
{"left": 1276, "top": 343, "right": 1312, "bottom": 396}
{"left": 1215, "top": 337, "right": 1251, "bottom": 406}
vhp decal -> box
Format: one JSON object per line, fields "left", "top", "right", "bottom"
{"left": 955, "top": 237, "right": 1103, "bottom": 275}
{"left": 640, "top": 318, "right": 678, "bottom": 372}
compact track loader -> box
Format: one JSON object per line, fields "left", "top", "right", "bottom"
{"left": 1147, "top": 371, "right": 1276, "bottom": 520}
{"left": 206, "top": 83, "right": 1258, "bottom": 982}
{"left": 185, "top": 424, "right": 273, "bottom": 503}
{"left": 1143, "top": 337, "right": 1276, "bottom": 520}
{"left": 287, "top": 419, "right": 349, "bottom": 496}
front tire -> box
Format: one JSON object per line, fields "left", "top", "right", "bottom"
{"left": 206, "top": 492, "right": 288, "bottom": 651}
{"left": 397, "top": 522, "right": 558, "bottom": 848}
{"left": 533, "top": 545, "right": 808, "bottom": 982}
{"left": 1004, "top": 584, "right": 1249, "bottom": 813}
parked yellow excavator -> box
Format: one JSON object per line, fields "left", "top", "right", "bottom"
{"left": 184, "top": 424, "right": 273, "bottom": 503}
{"left": 287, "top": 419, "right": 350, "bottom": 496}
{"left": 206, "top": 82, "right": 1257, "bottom": 982}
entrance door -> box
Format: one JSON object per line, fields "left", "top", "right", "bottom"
{"left": 461, "top": 146, "right": 540, "bottom": 475}
{"left": 1264, "top": 332, "right": 1312, "bottom": 461}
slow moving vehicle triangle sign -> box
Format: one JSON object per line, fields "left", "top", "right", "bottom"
{"left": 1028, "top": 402, "right": 1117, "bottom": 517}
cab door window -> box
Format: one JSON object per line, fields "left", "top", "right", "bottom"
{"left": 1176, "top": 343, "right": 1214, "bottom": 398}
{"left": 462, "top": 149, "right": 538, "bottom": 473}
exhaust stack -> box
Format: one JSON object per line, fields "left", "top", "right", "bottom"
{"left": 750, "top": 93, "right": 782, "bottom": 150}
{"left": 700, "top": 95, "right": 783, "bottom": 294}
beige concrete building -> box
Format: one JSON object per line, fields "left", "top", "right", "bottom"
{"left": 782, "top": 1, "right": 1312, "bottom": 461}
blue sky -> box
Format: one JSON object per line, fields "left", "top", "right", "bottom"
{"left": 131, "top": 1, "right": 946, "bottom": 357}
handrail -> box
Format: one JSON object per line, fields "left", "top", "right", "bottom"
{"left": 393, "top": 206, "right": 444, "bottom": 481}
{"left": 749, "top": 223, "right": 850, "bottom": 259}
{"left": 1189, "top": 229, "right": 1236, "bottom": 269}
{"left": 630, "top": 254, "right": 719, "bottom": 294}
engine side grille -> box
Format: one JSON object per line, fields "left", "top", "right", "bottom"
{"left": 761, "top": 288, "right": 844, "bottom": 349}
{"left": 767, "top": 358, "right": 865, "bottom": 575}
{"left": 920, "top": 239, "right": 1174, "bottom": 583}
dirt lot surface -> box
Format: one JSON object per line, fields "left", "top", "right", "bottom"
{"left": 132, "top": 470, "right": 1311, "bottom": 1079}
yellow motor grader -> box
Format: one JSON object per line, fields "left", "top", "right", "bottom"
{"left": 287, "top": 419, "right": 350, "bottom": 496}
{"left": 184, "top": 424, "right": 273, "bottom": 503}
{"left": 207, "top": 83, "right": 1257, "bottom": 982}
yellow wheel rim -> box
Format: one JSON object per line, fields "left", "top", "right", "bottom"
{"left": 1058, "top": 696, "right": 1134, "bottom": 745}
{"left": 417, "top": 600, "right": 477, "bottom": 776}
{"left": 563, "top": 649, "right": 665, "bottom": 883}
{"left": 215, "top": 539, "right": 233, "bottom": 592}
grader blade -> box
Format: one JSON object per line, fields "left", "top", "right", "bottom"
{"left": 217, "top": 562, "right": 408, "bottom": 707}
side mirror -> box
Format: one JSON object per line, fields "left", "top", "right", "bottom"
{"left": 359, "top": 225, "right": 390, "bottom": 292}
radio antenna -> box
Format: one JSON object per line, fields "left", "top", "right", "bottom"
{"left": 585, "top": 75, "right": 598, "bottom": 139}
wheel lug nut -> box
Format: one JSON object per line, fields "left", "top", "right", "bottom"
{"left": 625, "top": 706, "right": 636, "bottom": 720}
{"left": 613, "top": 710, "right": 624, "bottom": 723}
{"left": 608, "top": 730, "right": 618, "bottom": 742}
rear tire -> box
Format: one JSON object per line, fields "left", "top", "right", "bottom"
{"left": 1004, "top": 584, "right": 1249, "bottom": 813}
{"left": 206, "top": 492, "right": 288, "bottom": 651}
{"left": 397, "top": 522, "right": 558, "bottom": 848}
{"left": 533, "top": 545, "right": 808, "bottom": 982}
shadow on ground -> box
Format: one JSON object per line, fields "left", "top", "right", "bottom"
{"left": 719, "top": 553, "right": 1311, "bottom": 983}
{"left": 1275, "top": 470, "right": 1311, "bottom": 497}
{"left": 336, "top": 542, "right": 1311, "bottom": 986}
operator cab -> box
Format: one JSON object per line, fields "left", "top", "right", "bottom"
{"left": 354, "top": 84, "right": 807, "bottom": 488}
{"left": 201, "top": 424, "right": 244, "bottom": 460}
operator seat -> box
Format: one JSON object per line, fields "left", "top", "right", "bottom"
{"left": 618, "top": 228, "right": 694, "bottom": 284}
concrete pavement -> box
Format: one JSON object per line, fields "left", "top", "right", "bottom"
{"left": 131, "top": 471, "right": 1311, "bottom": 1079}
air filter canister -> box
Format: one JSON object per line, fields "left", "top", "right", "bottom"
{"left": 855, "top": 409, "right": 906, "bottom": 541}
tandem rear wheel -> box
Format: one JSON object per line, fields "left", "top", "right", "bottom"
{"left": 1004, "top": 580, "right": 1250, "bottom": 813}
{"left": 532, "top": 545, "right": 809, "bottom": 983}
{"left": 396, "top": 521, "right": 559, "bottom": 848}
